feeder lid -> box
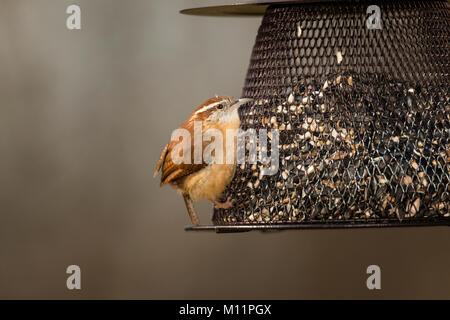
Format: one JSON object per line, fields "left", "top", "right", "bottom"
{"left": 180, "top": 0, "right": 349, "bottom": 16}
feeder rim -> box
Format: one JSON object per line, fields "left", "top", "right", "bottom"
{"left": 180, "top": 0, "right": 349, "bottom": 17}
{"left": 185, "top": 220, "right": 450, "bottom": 232}
{"left": 179, "top": 0, "right": 433, "bottom": 17}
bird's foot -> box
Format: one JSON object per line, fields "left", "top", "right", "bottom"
{"left": 214, "top": 197, "right": 235, "bottom": 209}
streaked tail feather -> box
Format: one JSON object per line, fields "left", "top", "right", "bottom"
{"left": 154, "top": 144, "right": 168, "bottom": 178}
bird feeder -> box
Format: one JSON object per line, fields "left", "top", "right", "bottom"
{"left": 182, "top": 0, "right": 450, "bottom": 232}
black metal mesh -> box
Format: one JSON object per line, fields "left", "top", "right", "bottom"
{"left": 243, "top": 0, "right": 449, "bottom": 99}
{"left": 213, "top": 0, "right": 450, "bottom": 226}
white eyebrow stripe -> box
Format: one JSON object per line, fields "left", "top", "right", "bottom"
{"left": 195, "top": 100, "right": 225, "bottom": 114}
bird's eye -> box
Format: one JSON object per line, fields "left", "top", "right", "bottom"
{"left": 217, "top": 104, "right": 224, "bottom": 109}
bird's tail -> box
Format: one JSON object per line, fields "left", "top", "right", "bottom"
{"left": 154, "top": 144, "right": 168, "bottom": 178}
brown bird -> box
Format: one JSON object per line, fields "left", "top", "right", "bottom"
{"left": 154, "top": 96, "right": 251, "bottom": 226}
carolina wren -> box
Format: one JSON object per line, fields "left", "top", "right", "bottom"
{"left": 154, "top": 96, "right": 251, "bottom": 226}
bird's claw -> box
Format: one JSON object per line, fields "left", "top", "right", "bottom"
{"left": 214, "top": 197, "right": 235, "bottom": 209}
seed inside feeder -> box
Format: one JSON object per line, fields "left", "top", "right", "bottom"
{"left": 336, "top": 51, "right": 343, "bottom": 64}
{"left": 296, "top": 23, "right": 302, "bottom": 38}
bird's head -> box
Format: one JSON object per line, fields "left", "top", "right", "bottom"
{"left": 192, "top": 96, "right": 252, "bottom": 124}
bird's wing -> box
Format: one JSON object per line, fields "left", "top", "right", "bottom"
{"left": 158, "top": 143, "right": 206, "bottom": 186}
{"left": 154, "top": 119, "right": 207, "bottom": 186}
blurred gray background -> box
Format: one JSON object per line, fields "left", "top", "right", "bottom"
{"left": 0, "top": 0, "right": 448, "bottom": 299}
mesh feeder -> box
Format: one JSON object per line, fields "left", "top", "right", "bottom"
{"left": 182, "top": 0, "right": 450, "bottom": 232}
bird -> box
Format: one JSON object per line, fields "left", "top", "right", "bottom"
{"left": 154, "top": 96, "right": 251, "bottom": 226}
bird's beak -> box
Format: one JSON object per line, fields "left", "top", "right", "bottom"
{"left": 231, "top": 98, "right": 252, "bottom": 109}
